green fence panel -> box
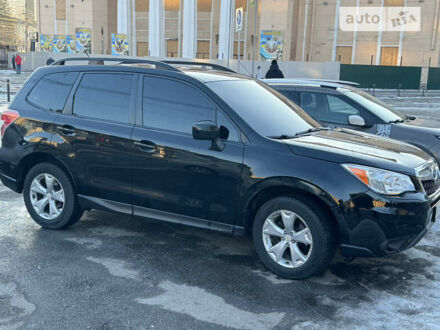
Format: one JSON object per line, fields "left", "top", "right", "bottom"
{"left": 340, "top": 64, "right": 422, "bottom": 89}
{"left": 427, "top": 67, "right": 440, "bottom": 90}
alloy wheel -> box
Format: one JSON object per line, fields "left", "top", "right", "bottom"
{"left": 30, "top": 173, "right": 65, "bottom": 220}
{"left": 262, "top": 209, "right": 313, "bottom": 268}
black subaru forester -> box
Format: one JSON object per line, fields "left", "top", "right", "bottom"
{"left": 0, "top": 58, "right": 438, "bottom": 279}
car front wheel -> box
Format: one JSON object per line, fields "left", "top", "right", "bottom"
{"left": 252, "top": 196, "right": 336, "bottom": 279}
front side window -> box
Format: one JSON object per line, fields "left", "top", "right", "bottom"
{"left": 142, "top": 76, "right": 215, "bottom": 134}
{"left": 72, "top": 73, "right": 133, "bottom": 124}
{"left": 300, "top": 92, "right": 360, "bottom": 125}
{"left": 27, "top": 72, "right": 78, "bottom": 111}
{"left": 340, "top": 88, "right": 404, "bottom": 123}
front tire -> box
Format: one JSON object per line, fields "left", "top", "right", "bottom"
{"left": 23, "top": 162, "right": 83, "bottom": 229}
{"left": 252, "top": 196, "right": 336, "bottom": 279}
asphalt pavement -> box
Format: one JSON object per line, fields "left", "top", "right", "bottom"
{"left": 1, "top": 70, "right": 440, "bottom": 329}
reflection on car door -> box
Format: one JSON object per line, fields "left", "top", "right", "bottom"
{"left": 132, "top": 76, "right": 244, "bottom": 228}
{"left": 54, "top": 72, "right": 136, "bottom": 206}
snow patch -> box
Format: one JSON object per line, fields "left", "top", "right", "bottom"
{"left": 64, "top": 237, "right": 102, "bottom": 249}
{"left": 86, "top": 257, "right": 140, "bottom": 280}
{"left": 88, "top": 226, "right": 143, "bottom": 238}
{"left": 0, "top": 282, "right": 35, "bottom": 327}
{"left": 136, "top": 281, "right": 285, "bottom": 330}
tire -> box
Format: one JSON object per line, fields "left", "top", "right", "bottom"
{"left": 252, "top": 196, "right": 336, "bottom": 280}
{"left": 23, "top": 162, "right": 83, "bottom": 229}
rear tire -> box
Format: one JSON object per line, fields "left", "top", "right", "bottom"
{"left": 23, "top": 162, "right": 83, "bottom": 229}
{"left": 252, "top": 196, "right": 336, "bottom": 279}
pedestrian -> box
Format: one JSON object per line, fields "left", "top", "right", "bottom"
{"left": 46, "top": 57, "right": 55, "bottom": 65}
{"left": 256, "top": 65, "right": 263, "bottom": 79}
{"left": 11, "top": 54, "right": 16, "bottom": 70}
{"left": 15, "top": 54, "right": 22, "bottom": 74}
{"left": 265, "top": 59, "right": 284, "bottom": 79}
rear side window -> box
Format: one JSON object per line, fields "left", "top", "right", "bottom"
{"left": 142, "top": 76, "right": 214, "bottom": 134}
{"left": 72, "top": 73, "right": 134, "bottom": 124}
{"left": 27, "top": 72, "right": 78, "bottom": 111}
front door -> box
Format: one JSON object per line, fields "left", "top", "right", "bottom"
{"left": 54, "top": 72, "right": 136, "bottom": 205}
{"left": 132, "top": 75, "right": 244, "bottom": 226}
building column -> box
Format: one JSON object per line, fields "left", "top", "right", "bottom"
{"left": 182, "top": 0, "right": 197, "bottom": 58}
{"left": 117, "top": 0, "right": 129, "bottom": 34}
{"left": 218, "top": 0, "right": 235, "bottom": 60}
{"left": 149, "top": 0, "right": 165, "bottom": 57}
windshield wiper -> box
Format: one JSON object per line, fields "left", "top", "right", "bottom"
{"left": 405, "top": 115, "right": 416, "bottom": 121}
{"left": 268, "top": 134, "right": 296, "bottom": 139}
{"left": 388, "top": 119, "right": 405, "bottom": 124}
{"left": 294, "top": 127, "right": 332, "bottom": 137}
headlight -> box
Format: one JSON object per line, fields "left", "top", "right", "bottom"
{"left": 342, "top": 164, "right": 415, "bottom": 195}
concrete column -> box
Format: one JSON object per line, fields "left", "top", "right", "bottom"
{"left": 149, "top": 0, "right": 165, "bottom": 57}
{"left": 182, "top": 0, "right": 197, "bottom": 58}
{"left": 117, "top": 0, "right": 129, "bottom": 34}
{"left": 218, "top": 0, "right": 235, "bottom": 60}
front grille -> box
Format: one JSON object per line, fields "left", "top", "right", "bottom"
{"left": 422, "top": 179, "right": 440, "bottom": 196}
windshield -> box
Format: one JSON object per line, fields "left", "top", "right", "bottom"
{"left": 207, "top": 80, "right": 319, "bottom": 137}
{"left": 339, "top": 88, "right": 405, "bottom": 123}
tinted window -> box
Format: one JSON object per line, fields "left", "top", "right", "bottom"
{"left": 143, "top": 76, "right": 214, "bottom": 134}
{"left": 73, "top": 73, "right": 133, "bottom": 124}
{"left": 217, "top": 110, "right": 240, "bottom": 142}
{"left": 207, "top": 80, "right": 318, "bottom": 137}
{"left": 27, "top": 72, "right": 78, "bottom": 111}
{"left": 278, "top": 90, "right": 299, "bottom": 104}
{"left": 300, "top": 91, "right": 362, "bottom": 125}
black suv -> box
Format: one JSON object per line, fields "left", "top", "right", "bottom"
{"left": 0, "top": 58, "right": 438, "bottom": 279}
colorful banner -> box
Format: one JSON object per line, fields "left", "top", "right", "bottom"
{"left": 53, "top": 35, "right": 67, "bottom": 53}
{"left": 260, "top": 30, "right": 284, "bottom": 60}
{"left": 75, "top": 28, "right": 92, "bottom": 54}
{"left": 66, "top": 35, "right": 76, "bottom": 53}
{"left": 40, "top": 35, "right": 53, "bottom": 52}
{"left": 111, "top": 33, "right": 129, "bottom": 56}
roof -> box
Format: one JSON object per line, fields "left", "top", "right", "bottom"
{"left": 262, "top": 78, "right": 359, "bottom": 89}
{"left": 48, "top": 56, "right": 251, "bottom": 83}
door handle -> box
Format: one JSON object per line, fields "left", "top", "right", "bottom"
{"left": 134, "top": 140, "right": 157, "bottom": 152}
{"left": 57, "top": 125, "right": 76, "bottom": 136}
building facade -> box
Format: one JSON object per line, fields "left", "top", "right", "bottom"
{"left": 37, "top": 0, "right": 440, "bottom": 67}
{"left": 0, "top": 0, "right": 38, "bottom": 52}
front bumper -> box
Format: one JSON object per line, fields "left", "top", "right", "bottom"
{"left": 337, "top": 190, "right": 438, "bottom": 257}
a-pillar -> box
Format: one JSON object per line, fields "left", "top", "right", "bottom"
{"left": 182, "top": 0, "right": 197, "bottom": 59}
{"left": 149, "top": 0, "right": 165, "bottom": 57}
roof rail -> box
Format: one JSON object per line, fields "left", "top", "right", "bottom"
{"left": 51, "top": 57, "right": 180, "bottom": 72}
{"left": 161, "top": 60, "right": 235, "bottom": 73}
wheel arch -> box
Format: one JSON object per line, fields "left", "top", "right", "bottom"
{"left": 17, "top": 152, "right": 76, "bottom": 193}
{"left": 241, "top": 178, "right": 344, "bottom": 241}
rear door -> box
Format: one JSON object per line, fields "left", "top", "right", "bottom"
{"left": 54, "top": 72, "right": 136, "bottom": 207}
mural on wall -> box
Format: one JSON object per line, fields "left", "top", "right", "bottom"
{"left": 40, "top": 35, "right": 53, "bottom": 52}
{"left": 66, "top": 35, "right": 76, "bottom": 53}
{"left": 111, "top": 34, "right": 129, "bottom": 56}
{"left": 53, "top": 35, "right": 67, "bottom": 53}
{"left": 260, "top": 30, "right": 284, "bottom": 60}
{"left": 75, "top": 28, "right": 92, "bottom": 54}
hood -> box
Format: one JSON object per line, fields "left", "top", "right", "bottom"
{"left": 284, "top": 129, "right": 431, "bottom": 175}
{"left": 399, "top": 117, "right": 440, "bottom": 131}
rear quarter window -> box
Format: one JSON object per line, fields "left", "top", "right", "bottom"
{"left": 26, "top": 72, "right": 78, "bottom": 111}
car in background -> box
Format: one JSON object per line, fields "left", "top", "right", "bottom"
{"left": 1, "top": 59, "right": 439, "bottom": 279}
{"left": 264, "top": 79, "right": 440, "bottom": 163}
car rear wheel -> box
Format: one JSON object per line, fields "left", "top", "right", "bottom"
{"left": 23, "top": 162, "right": 83, "bottom": 229}
{"left": 252, "top": 196, "right": 336, "bottom": 279}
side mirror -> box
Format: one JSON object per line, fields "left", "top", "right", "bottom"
{"left": 348, "top": 115, "right": 366, "bottom": 127}
{"left": 192, "top": 121, "right": 228, "bottom": 151}
{"left": 192, "top": 121, "right": 220, "bottom": 140}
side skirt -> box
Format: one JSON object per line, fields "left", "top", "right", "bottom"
{"left": 77, "top": 194, "right": 245, "bottom": 235}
